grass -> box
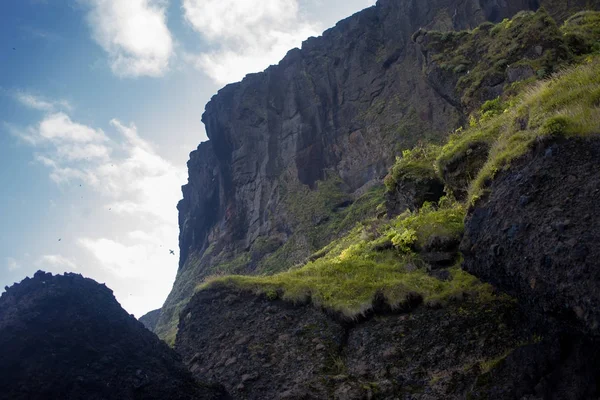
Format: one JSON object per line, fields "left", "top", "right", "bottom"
{"left": 561, "top": 11, "right": 600, "bottom": 55}
{"left": 384, "top": 143, "right": 441, "bottom": 192}
{"left": 433, "top": 11, "right": 600, "bottom": 195}
{"left": 386, "top": 200, "right": 465, "bottom": 249}
{"left": 200, "top": 200, "right": 495, "bottom": 318}
{"left": 282, "top": 175, "right": 385, "bottom": 256}
{"left": 468, "top": 56, "right": 600, "bottom": 203}
{"left": 419, "top": 9, "right": 571, "bottom": 110}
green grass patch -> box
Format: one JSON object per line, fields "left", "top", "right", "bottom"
{"left": 200, "top": 200, "right": 495, "bottom": 318}
{"left": 386, "top": 200, "right": 465, "bottom": 250}
{"left": 561, "top": 11, "right": 600, "bottom": 56}
{"left": 469, "top": 56, "right": 600, "bottom": 203}
{"left": 421, "top": 9, "right": 571, "bottom": 110}
{"left": 384, "top": 143, "right": 441, "bottom": 192}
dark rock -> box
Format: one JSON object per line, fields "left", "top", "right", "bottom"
{"left": 0, "top": 271, "right": 228, "bottom": 400}
{"left": 139, "top": 308, "right": 161, "bottom": 332}
{"left": 178, "top": 281, "right": 600, "bottom": 399}
{"left": 440, "top": 142, "right": 491, "bottom": 201}
{"left": 469, "top": 335, "right": 600, "bottom": 400}
{"left": 421, "top": 234, "right": 461, "bottom": 269}
{"left": 176, "top": 287, "right": 345, "bottom": 399}
{"left": 462, "top": 137, "right": 600, "bottom": 336}
{"left": 429, "top": 269, "right": 452, "bottom": 281}
{"left": 386, "top": 176, "right": 445, "bottom": 217}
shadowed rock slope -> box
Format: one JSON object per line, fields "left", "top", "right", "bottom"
{"left": 154, "top": 0, "right": 600, "bottom": 345}
{"left": 463, "top": 137, "right": 600, "bottom": 335}
{"left": 0, "top": 271, "right": 228, "bottom": 400}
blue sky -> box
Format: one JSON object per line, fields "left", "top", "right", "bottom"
{"left": 0, "top": 0, "right": 376, "bottom": 317}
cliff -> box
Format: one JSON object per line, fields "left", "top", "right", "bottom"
{"left": 173, "top": 16, "right": 600, "bottom": 398}
{"left": 153, "top": 0, "right": 600, "bottom": 344}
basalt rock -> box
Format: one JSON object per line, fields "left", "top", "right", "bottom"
{"left": 462, "top": 137, "right": 600, "bottom": 336}
{"left": 0, "top": 271, "right": 228, "bottom": 400}
{"left": 176, "top": 284, "right": 600, "bottom": 399}
{"left": 175, "top": 287, "right": 346, "bottom": 399}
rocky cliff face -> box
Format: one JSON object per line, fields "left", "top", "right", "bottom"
{"left": 156, "top": 0, "right": 591, "bottom": 344}
{"left": 462, "top": 137, "right": 600, "bottom": 336}
{"left": 0, "top": 271, "right": 228, "bottom": 400}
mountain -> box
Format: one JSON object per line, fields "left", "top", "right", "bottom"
{"left": 152, "top": 0, "right": 600, "bottom": 345}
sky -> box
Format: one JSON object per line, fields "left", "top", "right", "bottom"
{"left": 0, "top": 0, "right": 376, "bottom": 317}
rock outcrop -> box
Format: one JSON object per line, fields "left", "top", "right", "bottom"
{"left": 462, "top": 137, "right": 600, "bottom": 336}
{"left": 176, "top": 285, "right": 600, "bottom": 399}
{"left": 155, "top": 0, "right": 599, "bottom": 344}
{"left": 0, "top": 271, "right": 228, "bottom": 400}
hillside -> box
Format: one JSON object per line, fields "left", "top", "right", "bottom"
{"left": 169, "top": 4, "right": 600, "bottom": 399}
{"left": 150, "top": 0, "right": 600, "bottom": 346}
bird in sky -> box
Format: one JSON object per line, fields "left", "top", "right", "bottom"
{"left": 169, "top": 249, "right": 175, "bottom": 255}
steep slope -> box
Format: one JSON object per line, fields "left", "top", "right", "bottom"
{"left": 176, "top": 34, "right": 600, "bottom": 400}
{"left": 459, "top": 57, "right": 600, "bottom": 336}
{"left": 154, "top": 0, "right": 599, "bottom": 345}
{"left": 153, "top": 0, "right": 600, "bottom": 345}
{"left": 0, "top": 271, "right": 228, "bottom": 400}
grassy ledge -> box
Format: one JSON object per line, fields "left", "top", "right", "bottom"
{"left": 419, "top": 8, "right": 570, "bottom": 109}
{"left": 200, "top": 200, "right": 497, "bottom": 319}
{"left": 384, "top": 143, "right": 441, "bottom": 192}
{"left": 467, "top": 56, "right": 600, "bottom": 204}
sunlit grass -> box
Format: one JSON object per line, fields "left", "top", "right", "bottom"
{"left": 200, "top": 201, "right": 494, "bottom": 318}
{"left": 469, "top": 57, "right": 600, "bottom": 202}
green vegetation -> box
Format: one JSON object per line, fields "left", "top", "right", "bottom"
{"left": 387, "top": 200, "right": 464, "bottom": 250}
{"left": 561, "top": 11, "right": 600, "bottom": 55}
{"left": 283, "top": 174, "right": 385, "bottom": 252}
{"left": 435, "top": 105, "right": 508, "bottom": 177}
{"left": 384, "top": 144, "right": 441, "bottom": 192}
{"left": 468, "top": 56, "right": 600, "bottom": 203}
{"left": 155, "top": 300, "right": 188, "bottom": 347}
{"left": 422, "top": 9, "right": 570, "bottom": 109}
{"left": 201, "top": 199, "right": 495, "bottom": 318}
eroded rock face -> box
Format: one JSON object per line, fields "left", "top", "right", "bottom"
{"left": 0, "top": 271, "right": 227, "bottom": 400}
{"left": 462, "top": 137, "right": 600, "bottom": 336}
{"left": 176, "top": 288, "right": 346, "bottom": 399}
{"left": 176, "top": 285, "right": 600, "bottom": 399}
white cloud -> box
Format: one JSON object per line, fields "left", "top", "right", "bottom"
{"left": 6, "top": 257, "right": 20, "bottom": 272}
{"left": 82, "top": 0, "right": 174, "bottom": 77}
{"left": 79, "top": 224, "right": 178, "bottom": 279}
{"left": 10, "top": 107, "right": 185, "bottom": 316}
{"left": 35, "top": 255, "right": 78, "bottom": 271}
{"left": 39, "top": 113, "right": 107, "bottom": 143}
{"left": 8, "top": 112, "right": 112, "bottom": 184}
{"left": 16, "top": 112, "right": 184, "bottom": 220}
{"left": 14, "top": 91, "right": 72, "bottom": 112}
{"left": 183, "top": 0, "right": 321, "bottom": 84}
